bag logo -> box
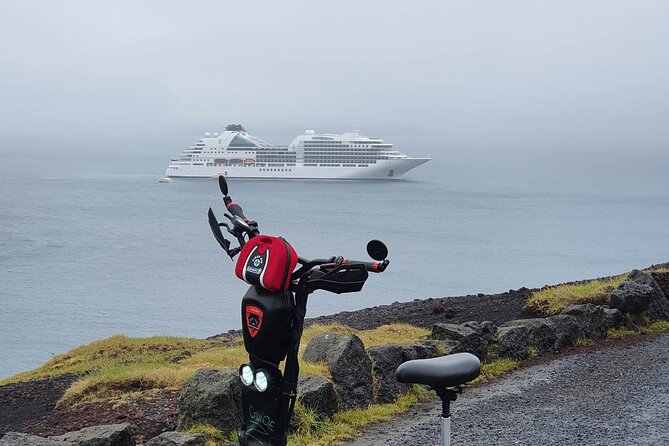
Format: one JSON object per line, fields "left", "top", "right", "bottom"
{"left": 245, "top": 306, "right": 263, "bottom": 338}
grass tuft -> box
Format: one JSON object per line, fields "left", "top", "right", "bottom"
{"left": 575, "top": 337, "right": 594, "bottom": 347}
{"left": 608, "top": 320, "right": 669, "bottom": 339}
{"left": 525, "top": 275, "right": 626, "bottom": 315}
{"left": 473, "top": 358, "right": 519, "bottom": 384}
{"left": 288, "top": 385, "right": 430, "bottom": 446}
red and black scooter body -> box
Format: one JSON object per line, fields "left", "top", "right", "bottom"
{"left": 239, "top": 286, "right": 296, "bottom": 446}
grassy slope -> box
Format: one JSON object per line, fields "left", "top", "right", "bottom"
{"left": 0, "top": 323, "right": 430, "bottom": 405}
{"left": 525, "top": 267, "right": 669, "bottom": 316}
{"left": 525, "top": 275, "right": 627, "bottom": 315}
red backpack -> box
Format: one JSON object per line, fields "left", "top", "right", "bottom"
{"left": 235, "top": 236, "right": 298, "bottom": 291}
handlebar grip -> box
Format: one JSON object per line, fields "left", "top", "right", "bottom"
{"left": 343, "top": 259, "right": 389, "bottom": 273}
{"left": 224, "top": 196, "right": 248, "bottom": 221}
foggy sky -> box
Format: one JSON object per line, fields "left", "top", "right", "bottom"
{"left": 1, "top": 0, "right": 668, "bottom": 156}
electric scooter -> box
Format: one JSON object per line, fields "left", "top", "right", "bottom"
{"left": 208, "top": 176, "right": 389, "bottom": 446}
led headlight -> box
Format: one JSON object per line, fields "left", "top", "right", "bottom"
{"left": 239, "top": 364, "right": 254, "bottom": 387}
{"left": 254, "top": 369, "right": 269, "bottom": 392}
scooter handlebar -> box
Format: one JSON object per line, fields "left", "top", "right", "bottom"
{"left": 224, "top": 196, "right": 248, "bottom": 221}
{"left": 347, "top": 259, "right": 389, "bottom": 273}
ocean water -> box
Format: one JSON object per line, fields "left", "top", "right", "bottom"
{"left": 1, "top": 150, "right": 668, "bottom": 379}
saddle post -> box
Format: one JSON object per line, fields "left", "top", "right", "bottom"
{"left": 432, "top": 387, "right": 460, "bottom": 446}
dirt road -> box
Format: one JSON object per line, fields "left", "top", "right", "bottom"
{"left": 348, "top": 334, "right": 669, "bottom": 446}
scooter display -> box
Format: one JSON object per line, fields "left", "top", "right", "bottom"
{"left": 208, "top": 176, "right": 389, "bottom": 446}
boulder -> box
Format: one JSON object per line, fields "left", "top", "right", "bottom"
{"left": 609, "top": 270, "right": 669, "bottom": 324}
{"left": 463, "top": 321, "right": 498, "bottom": 344}
{"left": 545, "top": 314, "right": 581, "bottom": 349}
{"left": 176, "top": 368, "right": 242, "bottom": 433}
{"left": 603, "top": 308, "right": 624, "bottom": 329}
{"left": 494, "top": 325, "right": 529, "bottom": 360}
{"left": 302, "top": 333, "right": 373, "bottom": 409}
{"left": 400, "top": 341, "right": 442, "bottom": 360}
{"left": 560, "top": 304, "right": 607, "bottom": 339}
{"left": 502, "top": 319, "right": 555, "bottom": 355}
{"left": 430, "top": 324, "right": 486, "bottom": 360}
{"left": 50, "top": 424, "right": 134, "bottom": 446}
{"left": 651, "top": 271, "right": 669, "bottom": 298}
{"left": 297, "top": 374, "right": 338, "bottom": 418}
{"left": 1, "top": 434, "right": 74, "bottom": 446}
{"left": 367, "top": 344, "right": 409, "bottom": 403}
{"left": 145, "top": 433, "right": 206, "bottom": 446}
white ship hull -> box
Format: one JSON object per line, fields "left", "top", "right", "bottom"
{"left": 166, "top": 157, "right": 430, "bottom": 179}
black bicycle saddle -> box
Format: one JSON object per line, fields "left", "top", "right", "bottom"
{"left": 395, "top": 353, "right": 481, "bottom": 388}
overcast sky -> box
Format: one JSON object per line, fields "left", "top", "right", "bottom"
{"left": 1, "top": 0, "right": 668, "bottom": 157}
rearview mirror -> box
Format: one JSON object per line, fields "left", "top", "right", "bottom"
{"left": 367, "top": 239, "right": 388, "bottom": 261}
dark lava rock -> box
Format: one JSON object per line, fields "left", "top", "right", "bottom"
{"left": 494, "top": 325, "right": 530, "bottom": 360}
{"left": 401, "top": 342, "right": 441, "bottom": 361}
{"left": 651, "top": 271, "right": 669, "bottom": 298}
{"left": 603, "top": 308, "right": 624, "bottom": 329}
{"left": 176, "top": 368, "right": 242, "bottom": 433}
{"left": 368, "top": 344, "right": 410, "bottom": 404}
{"left": 546, "top": 314, "right": 582, "bottom": 349}
{"left": 463, "top": 321, "right": 498, "bottom": 344}
{"left": 1, "top": 433, "right": 74, "bottom": 446}
{"left": 50, "top": 424, "right": 134, "bottom": 446}
{"left": 431, "top": 324, "right": 486, "bottom": 360}
{"left": 609, "top": 269, "right": 669, "bottom": 324}
{"left": 145, "top": 433, "right": 206, "bottom": 446}
{"left": 561, "top": 304, "right": 608, "bottom": 339}
{"left": 502, "top": 319, "right": 555, "bottom": 355}
{"left": 297, "top": 374, "right": 338, "bottom": 418}
{"left": 302, "top": 333, "right": 373, "bottom": 409}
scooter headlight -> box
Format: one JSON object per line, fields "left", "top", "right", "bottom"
{"left": 240, "top": 364, "right": 254, "bottom": 387}
{"left": 254, "top": 369, "right": 269, "bottom": 392}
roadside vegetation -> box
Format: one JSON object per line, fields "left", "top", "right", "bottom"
{"left": 0, "top": 323, "right": 429, "bottom": 405}
{"left": 3, "top": 307, "right": 668, "bottom": 445}
{"left": 607, "top": 320, "right": 669, "bottom": 339}
{"left": 525, "top": 275, "right": 627, "bottom": 315}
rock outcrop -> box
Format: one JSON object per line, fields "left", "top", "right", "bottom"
{"left": 302, "top": 333, "right": 373, "bottom": 409}
{"left": 297, "top": 374, "right": 338, "bottom": 418}
{"left": 502, "top": 319, "right": 555, "bottom": 355}
{"left": 1, "top": 434, "right": 74, "bottom": 446}
{"left": 494, "top": 325, "right": 530, "bottom": 360}
{"left": 546, "top": 314, "right": 581, "bottom": 349}
{"left": 176, "top": 368, "right": 242, "bottom": 433}
{"left": 609, "top": 270, "right": 669, "bottom": 324}
{"left": 367, "top": 344, "right": 408, "bottom": 403}
{"left": 561, "top": 304, "right": 607, "bottom": 339}
{"left": 145, "top": 433, "right": 206, "bottom": 446}
{"left": 431, "top": 323, "right": 486, "bottom": 360}
{"left": 50, "top": 424, "right": 134, "bottom": 446}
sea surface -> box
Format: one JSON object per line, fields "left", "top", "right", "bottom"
{"left": 1, "top": 150, "right": 668, "bottom": 379}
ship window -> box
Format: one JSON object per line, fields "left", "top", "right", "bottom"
{"left": 229, "top": 135, "right": 257, "bottom": 148}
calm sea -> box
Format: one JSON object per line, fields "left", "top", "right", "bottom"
{"left": 1, "top": 150, "right": 668, "bottom": 379}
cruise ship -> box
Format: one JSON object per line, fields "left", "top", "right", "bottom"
{"left": 165, "top": 125, "right": 430, "bottom": 179}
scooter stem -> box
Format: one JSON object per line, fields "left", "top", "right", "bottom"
{"left": 441, "top": 416, "right": 451, "bottom": 446}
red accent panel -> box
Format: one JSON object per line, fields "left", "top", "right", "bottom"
{"left": 245, "top": 305, "right": 264, "bottom": 338}
{"left": 235, "top": 235, "right": 298, "bottom": 292}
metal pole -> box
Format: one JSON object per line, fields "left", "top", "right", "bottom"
{"left": 441, "top": 416, "right": 451, "bottom": 446}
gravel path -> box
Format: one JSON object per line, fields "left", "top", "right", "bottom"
{"left": 348, "top": 333, "right": 669, "bottom": 446}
